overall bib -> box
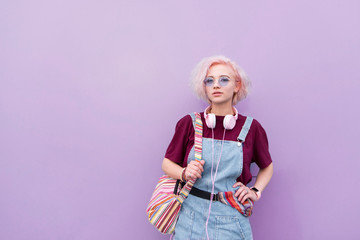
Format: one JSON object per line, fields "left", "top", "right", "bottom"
{"left": 174, "top": 113, "right": 254, "bottom": 240}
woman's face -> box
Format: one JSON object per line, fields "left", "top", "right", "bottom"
{"left": 205, "top": 63, "right": 240, "bottom": 106}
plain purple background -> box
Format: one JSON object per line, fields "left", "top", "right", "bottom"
{"left": 1, "top": 0, "right": 359, "bottom": 239}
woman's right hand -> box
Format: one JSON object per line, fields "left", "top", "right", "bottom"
{"left": 185, "top": 160, "right": 205, "bottom": 181}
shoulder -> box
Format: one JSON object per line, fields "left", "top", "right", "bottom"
{"left": 176, "top": 114, "right": 193, "bottom": 125}
{"left": 251, "top": 118, "right": 264, "bottom": 130}
{"left": 237, "top": 114, "right": 264, "bottom": 130}
{"left": 237, "top": 114, "right": 269, "bottom": 141}
{"left": 251, "top": 118, "right": 267, "bottom": 135}
{"left": 174, "top": 113, "right": 195, "bottom": 131}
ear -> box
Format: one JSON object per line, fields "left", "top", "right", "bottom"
{"left": 234, "top": 81, "right": 241, "bottom": 93}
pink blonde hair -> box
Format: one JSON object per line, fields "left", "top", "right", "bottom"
{"left": 190, "top": 55, "right": 251, "bottom": 105}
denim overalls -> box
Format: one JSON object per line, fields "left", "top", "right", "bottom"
{"left": 174, "top": 113, "right": 254, "bottom": 240}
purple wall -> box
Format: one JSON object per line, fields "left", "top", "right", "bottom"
{"left": 1, "top": 0, "right": 359, "bottom": 239}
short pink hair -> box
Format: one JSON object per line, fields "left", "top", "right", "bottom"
{"left": 190, "top": 55, "right": 251, "bottom": 105}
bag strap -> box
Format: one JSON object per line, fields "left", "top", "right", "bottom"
{"left": 193, "top": 112, "right": 203, "bottom": 162}
{"left": 178, "top": 112, "right": 203, "bottom": 202}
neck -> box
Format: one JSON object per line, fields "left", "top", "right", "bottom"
{"left": 209, "top": 103, "right": 235, "bottom": 116}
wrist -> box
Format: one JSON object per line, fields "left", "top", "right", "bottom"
{"left": 181, "top": 167, "right": 187, "bottom": 182}
{"left": 250, "top": 187, "right": 261, "bottom": 200}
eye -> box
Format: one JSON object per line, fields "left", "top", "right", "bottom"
{"left": 219, "top": 77, "right": 230, "bottom": 86}
{"left": 204, "top": 77, "right": 214, "bottom": 86}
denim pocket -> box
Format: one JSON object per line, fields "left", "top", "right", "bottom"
{"left": 215, "top": 216, "right": 247, "bottom": 240}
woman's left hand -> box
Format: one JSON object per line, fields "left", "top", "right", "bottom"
{"left": 233, "top": 182, "right": 258, "bottom": 204}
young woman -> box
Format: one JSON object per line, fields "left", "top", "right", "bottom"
{"left": 162, "top": 55, "right": 273, "bottom": 240}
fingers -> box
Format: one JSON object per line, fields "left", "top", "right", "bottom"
{"left": 193, "top": 160, "right": 205, "bottom": 172}
{"left": 185, "top": 168, "right": 200, "bottom": 180}
{"left": 239, "top": 189, "right": 250, "bottom": 204}
{"left": 187, "top": 163, "right": 202, "bottom": 179}
{"left": 233, "top": 182, "right": 243, "bottom": 188}
{"left": 186, "top": 160, "right": 205, "bottom": 180}
{"left": 233, "top": 182, "right": 256, "bottom": 204}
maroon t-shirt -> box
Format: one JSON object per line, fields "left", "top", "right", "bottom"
{"left": 164, "top": 112, "right": 272, "bottom": 184}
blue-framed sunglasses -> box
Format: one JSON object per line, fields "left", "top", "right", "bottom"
{"left": 203, "top": 76, "right": 231, "bottom": 87}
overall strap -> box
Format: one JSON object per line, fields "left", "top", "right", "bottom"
{"left": 237, "top": 116, "right": 253, "bottom": 143}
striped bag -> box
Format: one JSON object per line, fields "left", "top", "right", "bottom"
{"left": 146, "top": 112, "right": 203, "bottom": 234}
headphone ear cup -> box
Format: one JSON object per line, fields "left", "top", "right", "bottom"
{"left": 206, "top": 113, "right": 216, "bottom": 129}
{"left": 223, "top": 115, "right": 236, "bottom": 130}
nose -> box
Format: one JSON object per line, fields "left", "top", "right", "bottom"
{"left": 213, "top": 79, "right": 221, "bottom": 88}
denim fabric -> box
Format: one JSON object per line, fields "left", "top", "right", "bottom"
{"left": 174, "top": 113, "right": 253, "bottom": 240}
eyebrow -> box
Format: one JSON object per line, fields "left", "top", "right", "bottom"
{"left": 207, "top": 75, "right": 231, "bottom": 78}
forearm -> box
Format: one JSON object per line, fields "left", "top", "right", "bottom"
{"left": 162, "top": 158, "right": 183, "bottom": 180}
{"left": 253, "top": 162, "right": 273, "bottom": 192}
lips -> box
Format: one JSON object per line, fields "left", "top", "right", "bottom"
{"left": 212, "top": 92, "right": 223, "bottom": 96}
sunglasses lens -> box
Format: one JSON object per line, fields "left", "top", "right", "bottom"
{"left": 204, "top": 77, "right": 230, "bottom": 87}
{"left": 219, "top": 77, "right": 230, "bottom": 86}
{"left": 204, "top": 78, "right": 214, "bottom": 86}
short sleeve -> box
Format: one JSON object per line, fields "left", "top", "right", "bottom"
{"left": 164, "top": 115, "right": 193, "bottom": 166}
{"left": 252, "top": 119, "right": 272, "bottom": 169}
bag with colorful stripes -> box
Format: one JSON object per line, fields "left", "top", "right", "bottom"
{"left": 146, "top": 112, "right": 203, "bottom": 234}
